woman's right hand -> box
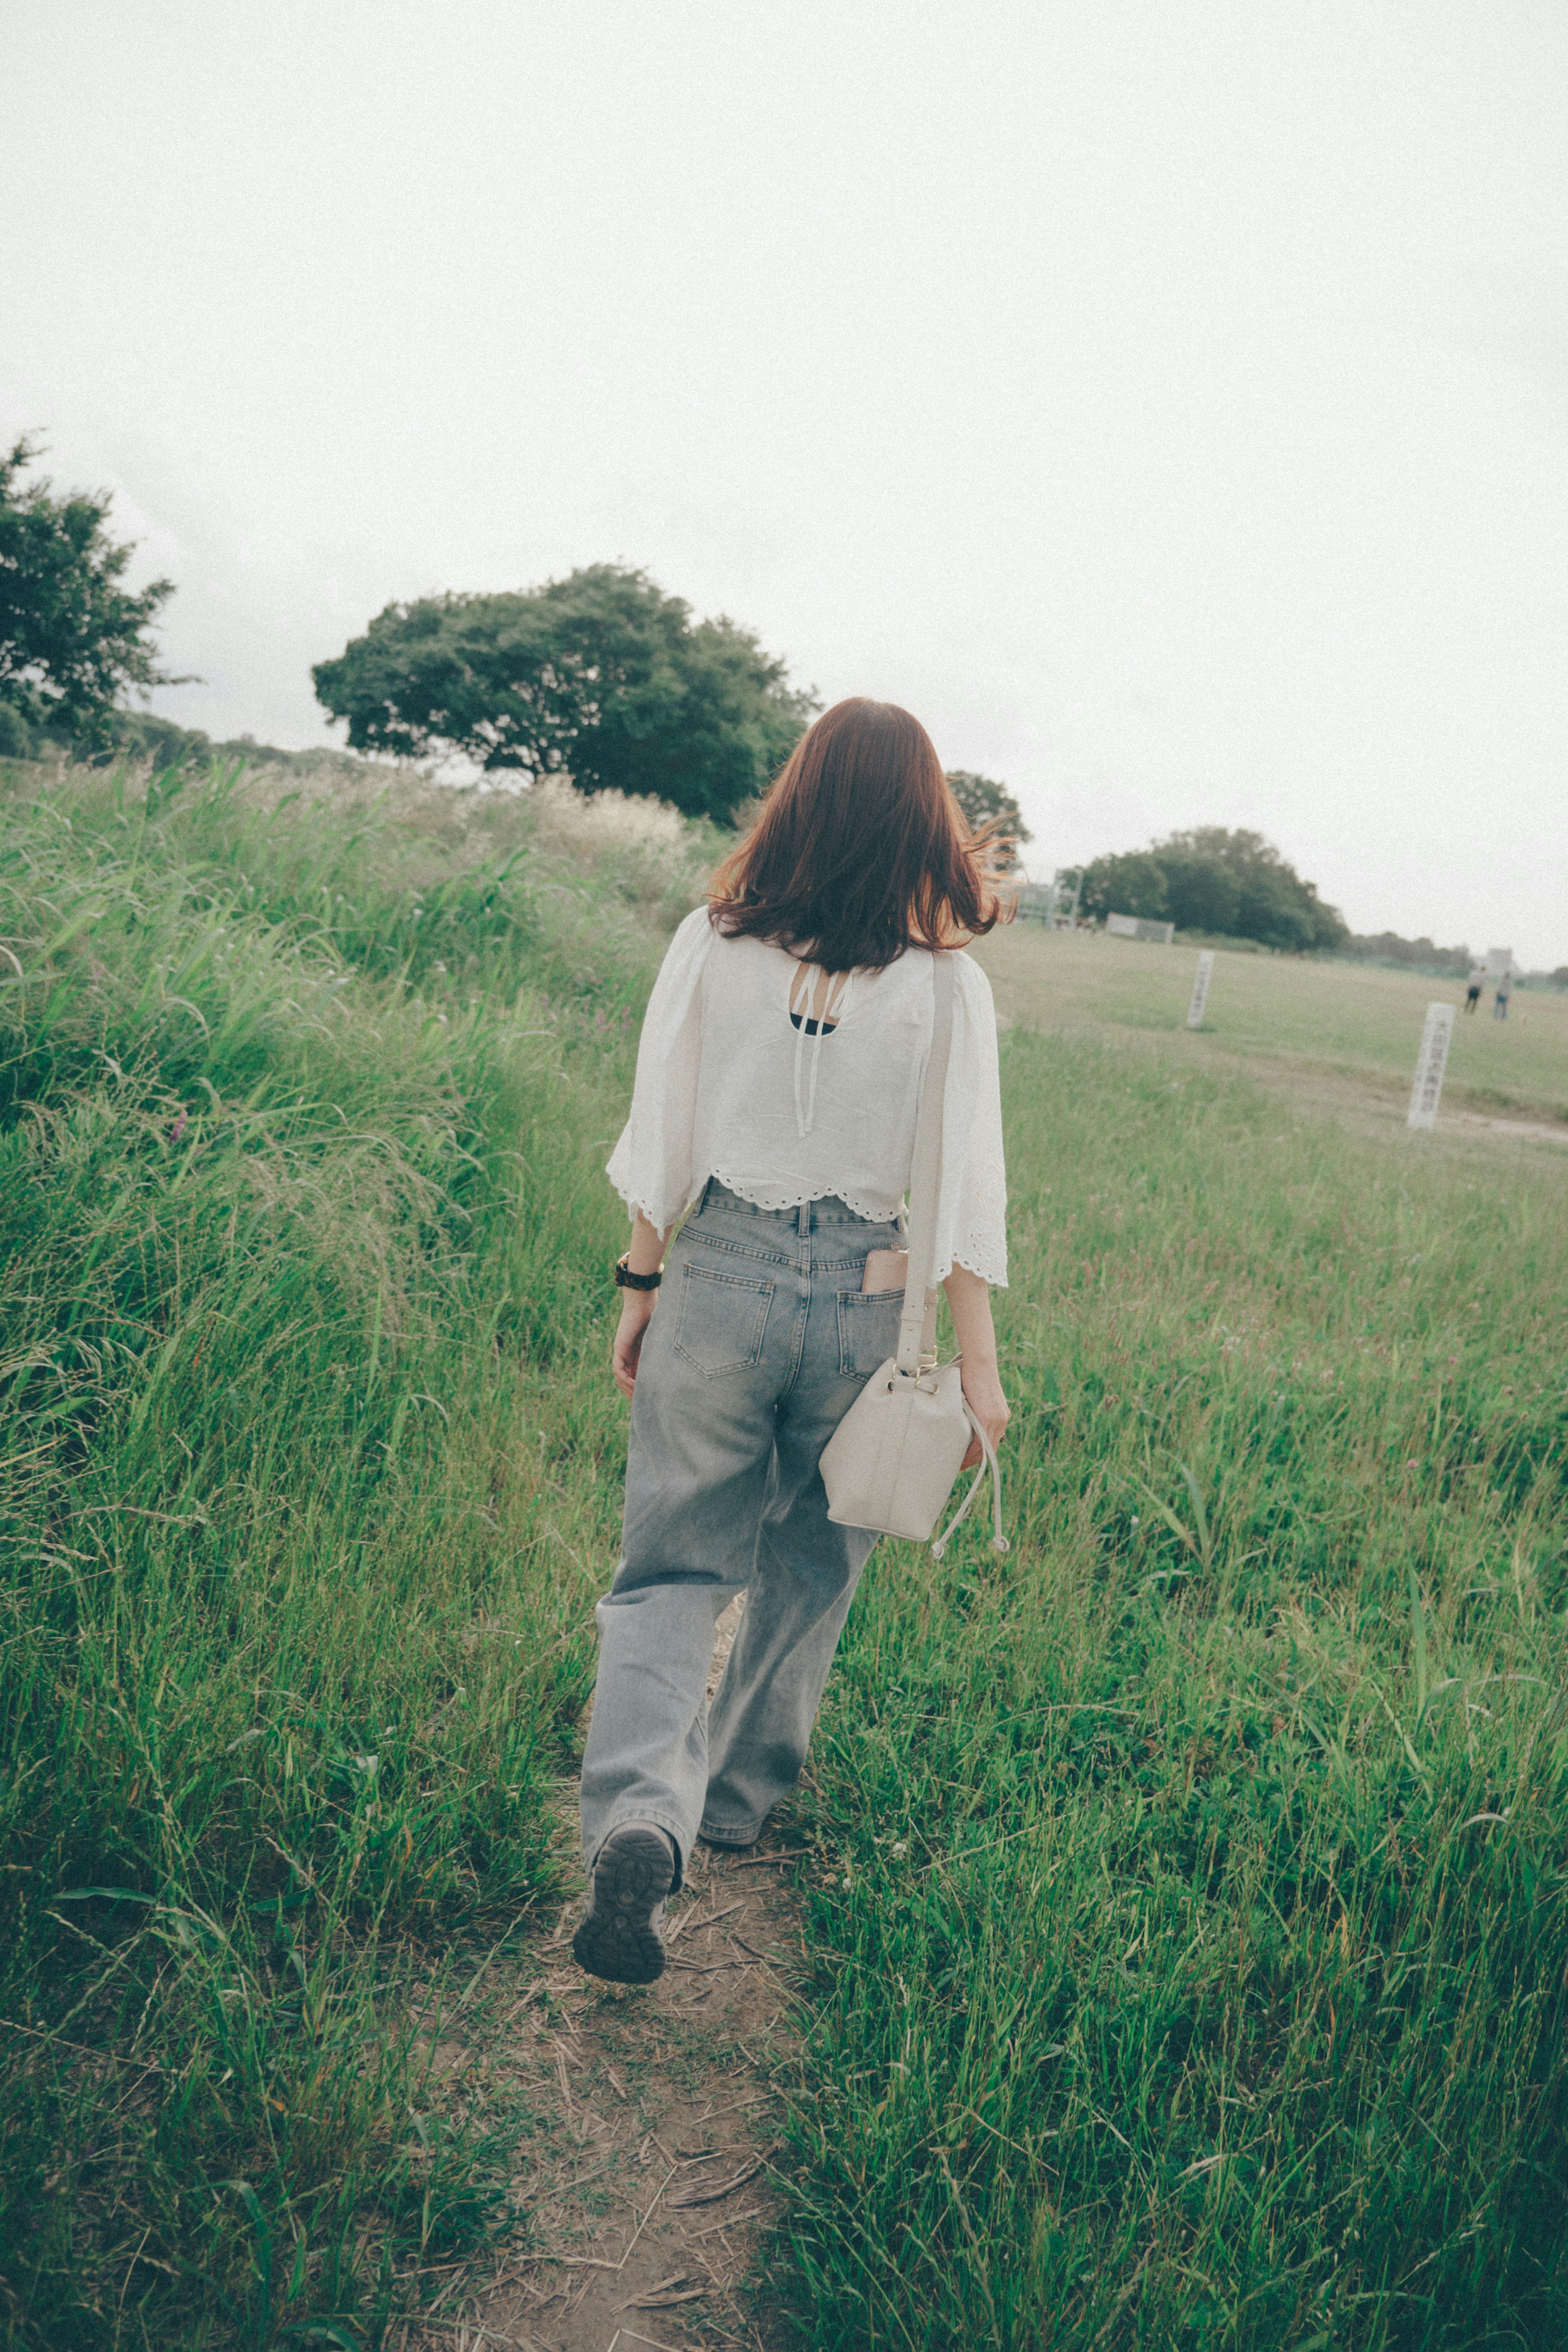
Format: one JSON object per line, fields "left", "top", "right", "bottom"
{"left": 612, "top": 1290, "right": 658, "bottom": 1400}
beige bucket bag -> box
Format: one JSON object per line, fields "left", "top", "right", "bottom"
{"left": 819, "top": 953, "right": 1009, "bottom": 1558}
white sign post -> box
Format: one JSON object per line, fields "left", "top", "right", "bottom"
{"left": 1186, "top": 951, "right": 1215, "bottom": 1030}
{"left": 1407, "top": 1002, "right": 1455, "bottom": 1130}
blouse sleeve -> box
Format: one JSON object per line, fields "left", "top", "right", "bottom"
{"left": 606, "top": 905, "right": 715, "bottom": 1228}
{"left": 930, "top": 952, "right": 1009, "bottom": 1287}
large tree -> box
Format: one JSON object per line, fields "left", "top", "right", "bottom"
{"left": 944, "top": 770, "right": 1032, "bottom": 871}
{"left": 1077, "top": 849, "right": 1171, "bottom": 923}
{"left": 1156, "top": 827, "right": 1346, "bottom": 950}
{"left": 1082, "top": 825, "right": 1346, "bottom": 950}
{"left": 0, "top": 435, "right": 178, "bottom": 750}
{"left": 312, "top": 564, "right": 817, "bottom": 820}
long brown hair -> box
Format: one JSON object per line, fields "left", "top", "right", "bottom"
{"left": 708, "top": 698, "right": 1011, "bottom": 972}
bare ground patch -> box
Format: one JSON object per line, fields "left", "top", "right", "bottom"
{"left": 399, "top": 1599, "right": 805, "bottom": 2352}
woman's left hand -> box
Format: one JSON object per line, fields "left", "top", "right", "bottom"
{"left": 612, "top": 1291, "right": 658, "bottom": 1400}
{"left": 959, "top": 1357, "right": 1010, "bottom": 1470}
{"left": 944, "top": 1264, "right": 1009, "bottom": 1471}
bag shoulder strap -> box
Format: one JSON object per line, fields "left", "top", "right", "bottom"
{"left": 896, "top": 952, "right": 955, "bottom": 1376}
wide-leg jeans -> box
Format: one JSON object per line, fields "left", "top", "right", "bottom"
{"left": 579, "top": 1181, "right": 905, "bottom": 1886}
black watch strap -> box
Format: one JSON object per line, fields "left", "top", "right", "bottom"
{"left": 615, "top": 1255, "right": 662, "bottom": 1291}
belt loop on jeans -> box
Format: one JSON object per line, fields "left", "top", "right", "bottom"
{"left": 797, "top": 1197, "right": 810, "bottom": 1275}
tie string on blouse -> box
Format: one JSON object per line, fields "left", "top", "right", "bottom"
{"left": 790, "top": 964, "right": 853, "bottom": 1139}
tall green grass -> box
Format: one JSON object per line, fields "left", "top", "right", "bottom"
{"left": 4, "top": 760, "right": 1566, "bottom": 2348}
{"left": 0, "top": 760, "right": 710, "bottom": 2348}
{"left": 786, "top": 1041, "right": 1568, "bottom": 2347}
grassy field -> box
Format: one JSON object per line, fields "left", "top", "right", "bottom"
{"left": 0, "top": 761, "right": 704, "bottom": 2345}
{"left": 785, "top": 981, "right": 1568, "bottom": 2348}
{"left": 3, "top": 767, "right": 1567, "bottom": 2349}
{"left": 974, "top": 924, "right": 1568, "bottom": 1127}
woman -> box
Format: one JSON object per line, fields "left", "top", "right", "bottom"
{"left": 575, "top": 698, "right": 1011, "bottom": 1984}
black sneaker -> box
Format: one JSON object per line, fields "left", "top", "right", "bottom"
{"left": 572, "top": 1824, "right": 675, "bottom": 1984}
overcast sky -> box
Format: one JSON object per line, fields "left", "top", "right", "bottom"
{"left": 7, "top": 3, "right": 1566, "bottom": 959}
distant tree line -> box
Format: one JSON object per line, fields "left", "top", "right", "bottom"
{"left": 77, "top": 709, "right": 356, "bottom": 775}
{"left": 0, "top": 444, "right": 822, "bottom": 823}
{"left": 1, "top": 441, "right": 1039, "bottom": 846}
{"left": 1341, "top": 933, "right": 1568, "bottom": 990}
{"left": 1340, "top": 931, "right": 1472, "bottom": 978}
{"left": 1081, "top": 828, "right": 1348, "bottom": 952}
{"left": 6, "top": 431, "right": 1549, "bottom": 977}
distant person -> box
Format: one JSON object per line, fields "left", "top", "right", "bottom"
{"left": 574, "top": 699, "right": 1012, "bottom": 1984}
{"left": 1465, "top": 964, "right": 1485, "bottom": 1013}
{"left": 1494, "top": 972, "right": 1512, "bottom": 1021}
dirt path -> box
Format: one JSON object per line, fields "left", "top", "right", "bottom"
{"left": 1443, "top": 1108, "right": 1568, "bottom": 1149}
{"left": 401, "top": 1601, "right": 805, "bottom": 2352}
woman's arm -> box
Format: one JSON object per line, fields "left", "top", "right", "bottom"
{"left": 943, "top": 1264, "right": 1010, "bottom": 1470}
{"left": 611, "top": 1211, "right": 672, "bottom": 1400}
{"left": 605, "top": 906, "right": 710, "bottom": 1241}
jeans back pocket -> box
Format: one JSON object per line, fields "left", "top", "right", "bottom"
{"left": 673, "top": 1263, "right": 776, "bottom": 1376}
{"left": 837, "top": 1287, "right": 904, "bottom": 1378}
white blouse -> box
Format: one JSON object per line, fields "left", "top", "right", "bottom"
{"left": 606, "top": 907, "right": 1008, "bottom": 1286}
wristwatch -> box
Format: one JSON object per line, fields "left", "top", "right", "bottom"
{"left": 615, "top": 1255, "right": 662, "bottom": 1291}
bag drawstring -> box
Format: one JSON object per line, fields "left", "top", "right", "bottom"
{"left": 931, "top": 1408, "right": 1009, "bottom": 1558}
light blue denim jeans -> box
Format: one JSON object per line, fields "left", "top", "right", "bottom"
{"left": 579, "top": 1180, "right": 905, "bottom": 1887}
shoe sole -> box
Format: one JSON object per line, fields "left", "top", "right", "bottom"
{"left": 572, "top": 1826, "right": 675, "bottom": 1984}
